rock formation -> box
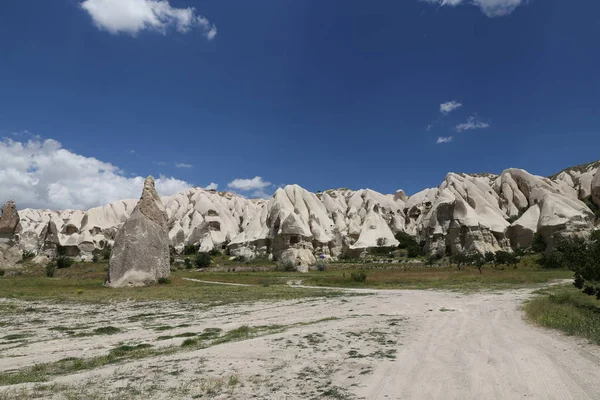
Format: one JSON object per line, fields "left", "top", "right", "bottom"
{"left": 105, "top": 176, "right": 170, "bottom": 288}
{"left": 0, "top": 200, "right": 20, "bottom": 238}
{"left": 0, "top": 200, "right": 22, "bottom": 269}
{"left": 9, "top": 160, "right": 600, "bottom": 265}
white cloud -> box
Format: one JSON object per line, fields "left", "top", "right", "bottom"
{"left": 440, "top": 100, "right": 462, "bottom": 114}
{"left": 205, "top": 182, "right": 218, "bottom": 190}
{"left": 456, "top": 116, "right": 490, "bottom": 132}
{"left": 0, "top": 137, "right": 192, "bottom": 210}
{"left": 80, "top": 0, "right": 217, "bottom": 39}
{"left": 436, "top": 136, "right": 453, "bottom": 144}
{"left": 251, "top": 189, "right": 272, "bottom": 199}
{"left": 421, "top": 0, "right": 525, "bottom": 17}
{"left": 175, "top": 163, "right": 192, "bottom": 168}
{"left": 228, "top": 176, "right": 271, "bottom": 191}
{"left": 153, "top": 161, "right": 167, "bottom": 166}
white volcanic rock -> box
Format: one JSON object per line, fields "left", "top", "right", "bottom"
{"left": 507, "top": 205, "right": 540, "bottom": 248}
{"left": 552, "top": 161, "right": 600, "bottom": 200}
{"left": 0, "top": 200, "right": 20, "bottom": 237}
{"left": 592, "top": 168, "right": 600, "bottom": 208}
{"left": 105, "top": 176, "right": 170, "bottom": 288}
{"left": 9, "top": 160, "right": 600, "bottom": 260}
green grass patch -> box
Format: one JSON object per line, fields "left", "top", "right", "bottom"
{"left": 2, "top": 334, "right": 30, "bottom": 341}
{"left": 92, "top": 326, "right": 120, "bottom": 335}
{"left": 0, "top": 267, "right": 344, "bottom": 305}
{"left": 186, "top": 261, "right": 572, "bottom": 292}
{"left": 524, "top": 285, "right": 600, "bottom": 344}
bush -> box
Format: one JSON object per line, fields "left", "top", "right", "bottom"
{"left": 158, "top": 277, "right": 171, "bottom": 285}
{"left": 495, "top": 251, "right": 518, "bottom": 267}
{"left": 55, "top": 256, "right": 74, "bottom": 269}
{"left": 194, "top": 252, "right": 212, "bottom": 268}
{"left": 532, "top": 233, "right": 546, "bottom": 253}
{"left": 183, "top": 245, "right": 199, "bottom": 255}
{"left": 538, "top": 251, "right": 566, "bottom": 269}
{"left": 184, "top": 259, "right": 193, "bottom": 269}
{"left": 45, "top": 263, "right": 57, "bottom": 278}
{"left": 92, "top": 254, "right": 99, "bottom": 263}
{"left": 100, "top": 244, "right": 112, "bottom": 260}
{"left": 22, "top": 250, "right": 35, "bottom": 261}
{"left": 276, "top": 260, "right": 296, "bottom": 272}
{"left": 209, "top": 249, "right": 222, "bottom": 257}
{"left": 0, "top": 270, "right": 5, "bottom": 277}
{"left": 484, "top": 252, "right": 495, "bottom": 264}
{"left": 350, "top": 271, "right": 367, "bottom": 283}
{"left": 316, "top": 260, "right": 327, "bottom": 271}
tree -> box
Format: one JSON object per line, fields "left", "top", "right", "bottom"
{"left": 557, "top": 232, "right": 600, "bottom": 299}
{"left": 495, "top": 251, "right": 518, "bottom": 268}
{"left": 194, "top": 252, "right": 212, "bottom": 268}
{"left": 469, "top": 253, "right": 485, "bottom": 274}
{"left": 484, "top": 251, "right": 496, "bottom": 265}
{"left": 532, "top": 233, "right": 547, "bottom": 253}
{"left": 376, "top": 237, "right": 387, "bottom": 247}
{"left": 394, "top": 232, "right": 424, "bottom": 258}
{"left": 451, "top": 253, "right": 469, "bottom": 271}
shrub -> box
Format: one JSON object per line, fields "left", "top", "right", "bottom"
{"left": 495, "top": 251, "right": 518, "bottom": 267}
{"left": 184, "top": 259, "right": 193, "bottom": 269}
{"left": 350, "top": 271, "right": 367, "bottom": 283}
{"left": 276, "top": 260, "right": 296, "bottom": 272}
{"left": 484, "top": 252, "right": 496, "bottom": 265}
{"left": 236, "top": 255, "right": 248, "bottom": 263}
{"left": 425, "top": 256, "right": 436, "bottom": 266}
{"left": 100, "top": 244, "right": 112, "bottom": 260}
{"left": 209, "top": 249, "right": 222, "bottom": 257}
{"left": 76, "top": 289, "right": 84, "bottom": 295}
{"left": 92, "top": 254, "right": 99, "bottom": 263}
{"left": 45, "top": 263, "right": 56, "bottom": 278}
{"left": 194, "top": 252, "right": 212, "bottom": 268}
{"left": 183, "top": 245, "right": 199, "bottom": 255}
{"left": 22, "top": 250, "right": 35, "bottom": 261}
{"left": 316, "top": 259, "right": 327, "bottom": 271}
{"left": 538, "top": 251, "right": 566, "bottom": 269}
{"left": 55, "top": 256, "right": 74, "bottom": 269}
{"left": 0, "top": 271, "right": 5, "bottom": 277}
{"left": 158, "top": 277, "right": 171, "bottom": 285}
{"left": 532, "top": 233, "right": 546, "bottom": 253}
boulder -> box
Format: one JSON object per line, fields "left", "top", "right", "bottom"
{"left": 105, "top": 176, "right": 170, "bottom": 288}
{"left": 279, "top": 248, "right": 316, "bottom": 269}
{"left": 0, "top": 243, "right": 21, "bottom": 269}
{"left": 0, "top": 200, "right": 20, "bottom": 237}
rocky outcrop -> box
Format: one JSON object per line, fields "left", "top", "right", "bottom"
{"left": 105, "top": 177, "right": 170, "bottom": 288}
{"left": 9, "top": 160, "right": 600, "bottom": 261}
{"left": 592, "top": 169, "right": 600, "bottom": 208}
{"left": 0, "top": 200, "right": 20, "bottom": 238}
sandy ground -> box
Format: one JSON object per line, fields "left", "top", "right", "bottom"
{"left": 1, "top": 285, "right": 600, "bottom": 399}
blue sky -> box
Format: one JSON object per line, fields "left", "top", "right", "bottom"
{"left": 1, "top": 0, "right": 599, "bottom": 209}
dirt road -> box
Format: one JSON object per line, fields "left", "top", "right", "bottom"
{"left": 1, "top": 287, "right": 599, "bottom": 399}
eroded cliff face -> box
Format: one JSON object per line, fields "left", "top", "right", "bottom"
{"left": 10, "top": 160, "right": 600, "bottom": 265}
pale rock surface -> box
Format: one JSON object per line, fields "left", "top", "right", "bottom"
{"left": 105, "top": 177, "right": 170, "bottom": 288}
{"left": 592, "top": 168, "right": 600, "bottom": 208}
{"left": 8, "top": 160, "right": 600, "bottom": 260}
{"left": 0, "top": 200, "right": 20, "bottom": 237}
